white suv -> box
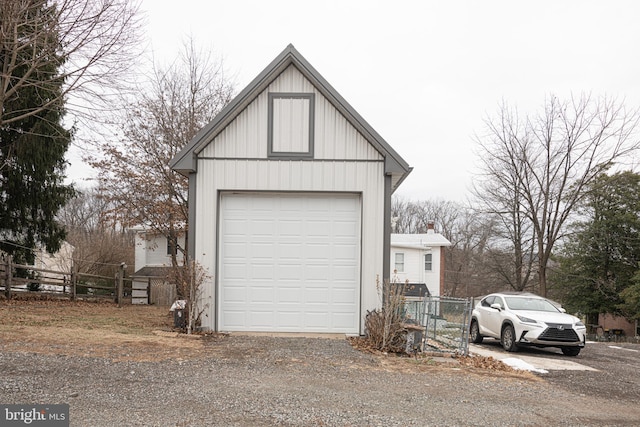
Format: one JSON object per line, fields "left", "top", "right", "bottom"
{"left": 470, "top": 292, "right": 587, "bottom": 356}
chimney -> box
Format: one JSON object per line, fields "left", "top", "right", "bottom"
{"left": 427, "top": 220, "right": 435, "bottom": 234}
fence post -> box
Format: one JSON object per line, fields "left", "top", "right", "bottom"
{"left": 147, "top": 278, "right": 151, "bottom": 305}
{"left": 71, "top": 263, "right": 77, "bottom": 301}
{"left": 4, "top": 255, "right": 12, "bottom": 299}
{"left": 116, "top": 262, "right": 125, "bottom": 307}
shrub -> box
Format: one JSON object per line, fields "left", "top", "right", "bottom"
{"left": 364, "top": 278, "right": 409, "bottom": 353}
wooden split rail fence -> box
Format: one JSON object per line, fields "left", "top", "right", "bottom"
{"left": 0, "top": 255, "right": 133, "bottom": 306}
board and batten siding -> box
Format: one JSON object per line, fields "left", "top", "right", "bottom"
{"left": 200, "top": 65, "right": 383, "bottom": 162}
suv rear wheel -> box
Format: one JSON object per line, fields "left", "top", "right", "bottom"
{"left": 469, "top": 319, "right": 483, "bottom": 344}
{"left": 501, "top": 324, "right": 518, "bottom": 352}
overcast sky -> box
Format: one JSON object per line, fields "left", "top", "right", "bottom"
{"left": 66, "top": 0, "right": 640, "bottom": 202}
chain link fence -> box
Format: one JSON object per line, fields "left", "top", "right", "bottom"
{"left": 405, "top": 296, "right": 473, "bottom": 356}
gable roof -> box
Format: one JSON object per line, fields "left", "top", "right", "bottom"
{"left": 170, "top": 44, "right": 412, "bottom": 191}
{"left": 391, "top": 233, "right": 452, "bottom": 248}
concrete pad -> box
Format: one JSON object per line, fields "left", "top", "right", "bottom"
{"left": 469, "top": 344, "right": 598, "bottom": 372}
{"left": 230, "top": 332, "right": 347, "bottom": 339}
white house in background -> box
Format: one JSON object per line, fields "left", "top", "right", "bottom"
{"left": 33, "top": 241, "right": 75, "bottom": 275}
{"left": 131, "top": 228, "right": 185, "bottom": 305}
{"left": 170, "top": 44, "right": 412, "bottom": 334}
{"left": 32, "top": 241, "right": 75, "bottom": 291}
{"left": 391, "top": 224, "right": 451, "bottom": 298}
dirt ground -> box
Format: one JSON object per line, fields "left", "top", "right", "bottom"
{"left": 0, "top": 298, "right": 212, "bottom": 362}
{"left": 2, "top": 298, "right": 640, "bottom": 426}
{"left": 0, "top": 297, "right": 523, "bottom": 373}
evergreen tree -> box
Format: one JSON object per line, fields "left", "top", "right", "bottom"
{"left": 0, "top": 0, "right": 74, "bottom": 265}
{"left": 553, "top": 171, "right": 640, "bottom": 322}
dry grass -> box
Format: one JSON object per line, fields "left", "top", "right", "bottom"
{"left": 0, "top": 297, "right": 216, "bottom": 362}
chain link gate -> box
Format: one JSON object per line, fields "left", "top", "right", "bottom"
{"left": 406, "top": 296, "right": 473, "bottom": 356}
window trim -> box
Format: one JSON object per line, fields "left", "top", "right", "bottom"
{"left": 424, "top": 253, "right": 433, "bottom": 271}
{"left": 267, "top": 92, "right": 315, "bottom": 159}
{"left": 394, "top": 252, "right": 405, "bottom": 272}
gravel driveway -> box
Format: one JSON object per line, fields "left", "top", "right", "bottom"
{"left": 2, "top": 334, "right": 640, "bottom": 426}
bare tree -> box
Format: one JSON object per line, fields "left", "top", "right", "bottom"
{"left": 391, "top": 196, "right": 498, "bottom": 297}
{"left": 474, "top": 94, "right": 640, "bottom": 296}
{"left": 88, "top": 40, "right": 234, "bottom": 269}
{"left": 0, "top": 0, "right": 143, "bottom": 130}
{"left": 57, "top": 187, "right": 134, "bottom": 277}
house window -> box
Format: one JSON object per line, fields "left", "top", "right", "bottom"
{"left": 268, "top": 92, "right": 315, "bottom": 158}
{"left": 394, "top": 253, "right": 404, "bottom": 272}
{"left": 167, "top": 237, "right": 176, "bottom": 256}
{"left": 424, "top": 253, "right": 432, "bottom": 271}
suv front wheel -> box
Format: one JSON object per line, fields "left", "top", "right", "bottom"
{"left": 501, "top": 324, "right": 518, "bottom": 352}
{"left": 561, "top": 346, "right": 581, "bottom": 356}
{"left": 469, "top": 319, "right": 483, "bottom": 344}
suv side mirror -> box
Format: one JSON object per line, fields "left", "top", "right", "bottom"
{"left": 490, "top": 303, "right": 502, "bottom": 311}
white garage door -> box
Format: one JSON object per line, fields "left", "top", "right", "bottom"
{"left": 219, "top": 192, "right": 361, "bottom": 333}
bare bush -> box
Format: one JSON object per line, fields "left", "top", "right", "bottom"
{"left": 364, "top": 277, "right": 408, "bottom": 353}
{"left": 168, "top": 260, "right": 209, "bottom": 334}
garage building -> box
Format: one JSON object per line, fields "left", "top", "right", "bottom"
{"left": 170, "top": 44, "right": 411, "bottom": 334}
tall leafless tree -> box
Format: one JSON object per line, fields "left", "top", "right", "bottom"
{"left": 88, "top": 40, "right": 234, "bottom": 269}
{"left": 474, "top": 94, "right": 640, "bottom": 297}
{"left": 0, "top": 0, "right": 143, "bottom": 133}
{"left": 391, "top": 196, "right": 498, "bottom": 297}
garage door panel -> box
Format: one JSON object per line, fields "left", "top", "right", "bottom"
{"left": 277, "top": 311, "right": 303, "bottom": 328}
{"left": 223, "top": 290, "right": 246, "bottom": 304}
{"left": 277, "top": 287, "right": 302, "bottom": 304}
{"left": 333, "top": 243, "right": 358, "bottom": 260}
{"left": 280, "top": 220, "right": 304, "bottom": 236}
{"left": 222, "top": 219, "right": 248, "bottom": 236}
{"left": 333, "top": 287, "right": 357, "bottom": 304}
{"left": 222, "top": 264, "right": 247, "bottom": 280}
{"left": 333, "top": 265, "right": 358, "bottom": 281}
{"left": 305, "top": 265, "right": 330, "bottom": 280}
{"left": 249, "top": 311, "right": 275, "bottom": 327}
{"left": 220, "top": 193, "right": 361, "bottom": 333}
{"left": 251, "top": 242, "right": 276, "bottom": 258}
{"left": 332, "top": 313, "right": 357, "bottom": 329}
{"left": 334, "top": 220, "right": 359, "bottom": 237}
{"left": 306, "top": 220, "right": 331, "bottom": 237}
{"left": 305, "top": 312, "right": 329, "bottom": 328}
{"left": 305, "top": 287, "right": 329, "bottom": 303}
{"left": 278, "top": 243, "right": 304, "bottom": 259}
{"left": 306, "top": 245, "right": 331, "bottom": 260}
{"left": 223, "top": 310, "right": 246, "bottom": 327}
{"left": 250, "top": 287, "right": 275, "bottom": 303}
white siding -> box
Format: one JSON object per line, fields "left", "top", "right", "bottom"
{"left": 134, "top": 232, "right": 186, "bottom": 269}
{"left": 194, "top": 159, "right": 385, "bottom": 332}
{"left": 272, "top": 97, "right": 311, "bottom": 153}
{"left": 201, "top": 65, "right": 383, "bottom": 162}
{"left": 390, "top": 246, "right": 443, "bottom": 297}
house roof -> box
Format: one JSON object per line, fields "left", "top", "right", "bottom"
{"left": 391, "top": 233, "right": 452, "bottom": 249}
{"left": 131, "top": 266, "right": 171, "bottom": 278}
{"left": 169, "top": 44, "right": 412, "bottom": 192}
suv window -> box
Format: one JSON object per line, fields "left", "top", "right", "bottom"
{"left": 493, "top": 296, "right": 505, "bottom": 310}
{"left": 481, "top": 296, "right": 495, "bottom": 307}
